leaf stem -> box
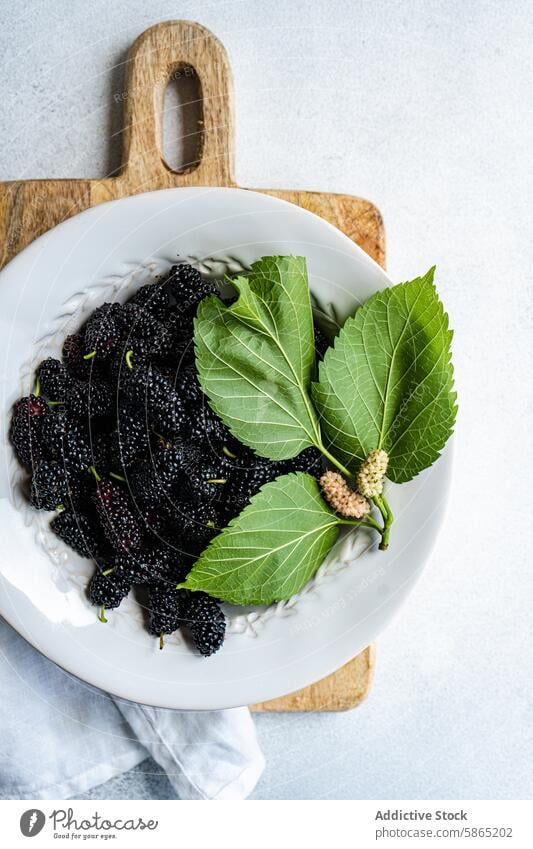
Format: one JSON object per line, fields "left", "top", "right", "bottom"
{"left": 316, "top": 442, "right": 353, "bottom": 479}
{"left": 339, "top": 515, "right": 384, "bottom": 534}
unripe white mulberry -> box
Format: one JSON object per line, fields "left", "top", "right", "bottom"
{"left": 319, "top": 470, "right": 370, "bottom": 519}
{"left": 357, "top": 449, "right": 389, "bottom": 498}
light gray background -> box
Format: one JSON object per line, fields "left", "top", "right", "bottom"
{"left": 1, "top": 0, "right": 532, "bottom": 799}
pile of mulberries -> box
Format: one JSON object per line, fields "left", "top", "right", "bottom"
{"left": 9, "top": 262, "right": 327, "bottom": 657}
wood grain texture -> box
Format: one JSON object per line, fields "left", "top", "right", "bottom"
{"left": 0, "top": 20, "right": 385, "bottom": 711}
{"left": 252, "top": 646, "right": 376, "bottom": 713}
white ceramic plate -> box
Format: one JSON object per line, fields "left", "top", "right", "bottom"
{"left": 0, "top": 187, "right": 452, "bottom": 709}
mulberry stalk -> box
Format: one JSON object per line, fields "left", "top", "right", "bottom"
{"left": 357, "top": 449, "right": 389, "bottom": 498}
{"left": 319, "top": 470, "right": 369, "bottom": 519}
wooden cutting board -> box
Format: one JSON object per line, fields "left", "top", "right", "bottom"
{"left": 0, "top": 20, "right": 383, "bottom": 711}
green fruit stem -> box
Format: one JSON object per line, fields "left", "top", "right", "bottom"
{"left": 373, "top": 493, "right": 393, "bottom": 550}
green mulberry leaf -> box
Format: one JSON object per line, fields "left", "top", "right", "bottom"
{"left": 312, "top": 268, "right": 457, "bottom": 483}
{"left": 177, "top": 473, "right": 341, "bottom": 605}
{"left": 194, "top": 255, "right": 321, "bottom": 460}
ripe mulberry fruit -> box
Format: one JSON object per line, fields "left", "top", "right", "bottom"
{"left": 163, "top": 312, "right": 196, "bottom": 365}
{"left": 179, "top": 591, "right": 226, "bottom": 657}
{"left": 110, "top": 415, "right": 150, "bottom": 470}
{"left": 127, "top": 280, "right": 169, "bottom": 319}
{"left": 93, "top": 477, "right": 143, "bottom": 552}
{"left": 67, "top": 379, "right": 113, "bottom": 419}
{"left": 188, "top": 403, "right": 231, "bottom": 445}
{"left": 179, "top": 500, "right": 219, "bottom": 544}
{"left": 127, "top": 444, "right": 186, "bottom": 510}
{"left": 122, "top": 363, "right": 172, "bottom": 411}
{"left": 314, "top": 325, "right": 331, "bottom": 360}
{"left": 127, "top": 460, "right": 164, "bottom": 510}
{"left": 152, "top": 397, "right": 188, "bottom": 441}
{"left": 154, "top": 442, "right": 188, "bottom": 488}
{"left": 30, "top": 461, "right": 70, "bottom": 510}
{"left": 148, "top": 583, "right": 184, "bottom": 637}
{"left": 84, "top": 302, "right": 124, "bottom": 358}
{"left": 11, "top": 259, "right": 315, "bottom": 657}
{"left": 226, "top": 457, "right": 285, "bottom": 502}
{"left": 88, "top": 569, "right": 131, "bottom": 612}
{"left": 121, "top": 304, "right": 174, "bottom": 359}
{"left": 121, "top": 363, "right": 188, "bottom": 439}
{"left": 41, "top": 410, "right": 92, "bottom": 474}
{"left": 63, "top": 332, "right": 97, "bottom": 380}
{"left": 36, "top": 358, "right": 69, "bottom": 400}
{"left": 114, "top": 547, "right": 186, "bottom": 585}
{"left": 166, "top": 263, "right": 220, "bottom": 316}
{"left": 284, "top": 446, "right": 323, "bottom": 475}
{"left": 50, "top": 508, "right": 105, "bottom": 559}
{"left": 180, "top": 451, "right": 228, "bottom": 503}
{"left": 174, "top": 363, "right": 202, "bottom": 405}
{"left": 9, "top": 394, "right": 49, "bottom": 469}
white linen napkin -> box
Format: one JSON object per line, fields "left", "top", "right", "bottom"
{"left": 0, "top": 618, "right": 264, "bottom": 800}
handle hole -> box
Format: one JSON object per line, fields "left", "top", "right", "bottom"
{"left": 161, "top": 65, "right": 203, "bottom": 173}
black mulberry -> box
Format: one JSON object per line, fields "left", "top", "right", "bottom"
{"left": 30, "top": 461, "right": 70, "bottom": 510}
{"left": 127, "top": 280, "right": 169, "bottom": 319}
{"left": 180, "top": 591, "right": 226, "bottom": 657}
{"left": 110, "top": 414, "right": 150, "bottom": 470}
{"left": 88, "top": 569, "right": 131, "bottom": 613}
{"left": 93, "top": 477, "right": 143, "bottom": 552}
{"left": 114, "top": 547, "right": 186, "bottom": 585}
{"left": 9, "top": 394, "right": 49, "bottom": 469}
{"left": 63, "top": 331, "right": 94, "bottom": 380}
{"left": 67, "top": 379, "right": 113, "bottom": 419}
{"left": 188, "top": 403, "right": 231, "bottom": 445}
{"left": 148, "top": 583, "right": 184, "bottom": 637}
{"left": 314, "top": 325, "right": 331, "bottom": 360}
{"left": 179, "top": 500, "right": 219, "bottom": 544}
{"left": 166, "top": 263, "right": 220, "bottom": 316}
{"left": 36, "top": 358, "right": 69, "bottom": 400}
{"left": 84, "top": 303, "right": 124, "bottom": 359}
{"left": 50, "top": 508, "right": 104, "bottom": 559}
{"left": 41, "top": 410, "right": 92, "bottom": 474}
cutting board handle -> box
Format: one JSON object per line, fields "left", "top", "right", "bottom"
{"left": 120, "top": 20, "right": 235, "bottom": 189}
